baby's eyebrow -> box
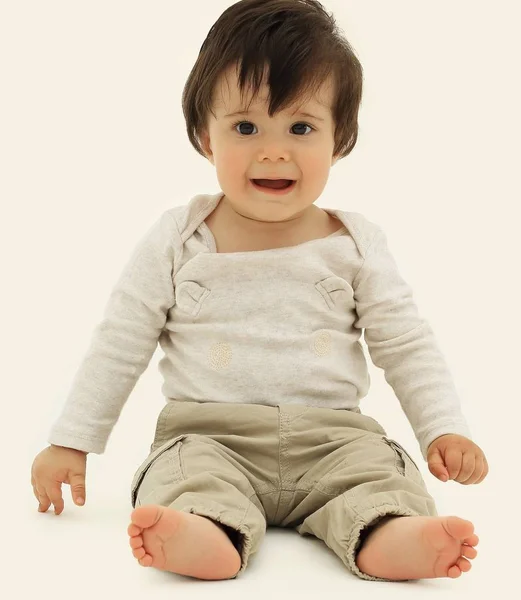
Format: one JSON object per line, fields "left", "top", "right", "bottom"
{"left": 224, "top": 110, "right": 325, "bottom": 122}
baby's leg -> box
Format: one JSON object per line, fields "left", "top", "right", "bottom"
{"left": 129, "top": 432, "right": 268, "bottom": 580}
{"left": 128, "top": 504, "right": 241, "bottom": 580}
{"left": 297, "top": 434, "right": 478, "bottom": 581}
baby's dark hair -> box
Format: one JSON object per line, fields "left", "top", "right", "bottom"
{"left": 182, "top": 0, "right": 364, "bottom": 161}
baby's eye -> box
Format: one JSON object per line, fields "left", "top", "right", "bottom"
{"left": 232, "top": 121, "right": 314, "bottom": 136}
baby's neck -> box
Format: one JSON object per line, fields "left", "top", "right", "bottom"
{"left": 219, "top": 195, "right": 322, "bottom": 237}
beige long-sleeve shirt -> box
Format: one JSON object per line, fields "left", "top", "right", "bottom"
{"left": 48, "top": 191, "right": 471, "bottom": 460}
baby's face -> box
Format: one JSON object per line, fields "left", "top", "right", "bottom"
{"left": 201, "top": 63, "right": 339, "bottom": 225}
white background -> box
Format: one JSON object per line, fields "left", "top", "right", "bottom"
{"left": 1, "top": 1, "right": 520, "bottom": 598}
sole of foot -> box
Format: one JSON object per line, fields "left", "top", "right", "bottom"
{"left": 127, "top": 504, "right": 242, "bottom": 580}
{"left": 356, "top": 515, "right": 479, "bottom": 580}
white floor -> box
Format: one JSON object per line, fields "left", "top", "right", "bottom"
{"left": 10, "top": 446, "right": 508, "bottom": 600}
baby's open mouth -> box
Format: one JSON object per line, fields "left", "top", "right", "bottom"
{"left": 251, "top": 179, "right": 294, "bottom": 189}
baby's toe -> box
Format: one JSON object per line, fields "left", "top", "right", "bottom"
{"left": 462, "top": 545, "right": 477, "bottom": 559}
{"left": 446, "top": 516, "right": 474, "bottom": 540}
{"left": 465, "top": 533, "right": 479, "bottom": 546}
{"left": 139, "top": 554, "right": 153, "bottom": 567}
{"left": 133, "top": 547, "right": 146, "bottom": 560}
{"left": 447, "top": 564, "right": 462, "bottom": 578}
{"left": 129, "top": 536, "right": 143, "bottom": 550}
{"left": 456, "top": 557, "right": 472, "bottom": 572}
{"left": 128, "top": 523, "right": 142, "bottom": 537}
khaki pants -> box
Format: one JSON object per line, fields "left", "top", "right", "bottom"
{"left": 131, "top": 400, "right": 437, "bottom": 582}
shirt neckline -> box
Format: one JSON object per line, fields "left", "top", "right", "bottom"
{"left": 197, "top": 194, "right": 348, "bottom": 256}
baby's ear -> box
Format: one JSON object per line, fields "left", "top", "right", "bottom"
{"left": 200, "top": 131, "right": 214, "bottom": 164}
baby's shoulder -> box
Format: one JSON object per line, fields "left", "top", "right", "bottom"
{"left": 334, "top": 209, "right": 384, "bottom": 255}
{"left": 162, "top": 193, "right": 221, "bottom": 241}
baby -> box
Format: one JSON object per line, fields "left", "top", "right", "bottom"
{"left": 31, "top": 0, "right": 488, "bottom": 584}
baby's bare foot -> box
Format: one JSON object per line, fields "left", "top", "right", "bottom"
{"left": 127, "top": 504, "right": 241, "bottom": 580}
{"left": 356, "top": 515, "right": 479, "bottom": 580}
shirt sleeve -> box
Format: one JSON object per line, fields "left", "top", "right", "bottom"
{"left": 47, "top": 211, "right": 178, "bottom": 454}
{"left": 353, "top": 226, "right": 472, "bottom": 461}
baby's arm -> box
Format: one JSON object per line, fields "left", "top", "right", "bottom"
{"left": 47, "top": 211, "right": 178, "bottom": 454}
{"left": 353, "top": 225, "right": 472, "bottom": 461}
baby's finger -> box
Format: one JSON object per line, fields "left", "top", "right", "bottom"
{"left": 444, "top": 447, "right": 463, "bottom": 480}
{"left": 456, "top": 453, "right": 476, "bottom": 484}
{"left": 427, "top": 448, "right": 449, "bottom": 481}
{"left": 32, "top": 483, "right": 41, "bottom": 504}
{"left": 47, "top": 484, "right": 64, "bottom": 515}
{"left": 36, "top": 488, "right": 51, "bottom": 513}
{"left": 475, "top": 457, "right": 489, "bottom": 484}
{"left": 465, "top": 457, "right": 485, "bottom": 485}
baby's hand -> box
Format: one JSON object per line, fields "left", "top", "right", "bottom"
{"left": 427, "top": 434, "right": 488, "bottom": 485}
{"left": 31, "top": 444, "right": 87, "bottom": 514}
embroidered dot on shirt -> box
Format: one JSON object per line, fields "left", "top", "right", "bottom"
{"left": 312, "top": 331, "right": 332, "bottom": 357}
{"left": 209, "top": 342, "right": 233, "bottom": 370}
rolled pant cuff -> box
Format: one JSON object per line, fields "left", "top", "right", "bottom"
{"left": 345, "top": 503, "right": 423, "bottom": 582}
